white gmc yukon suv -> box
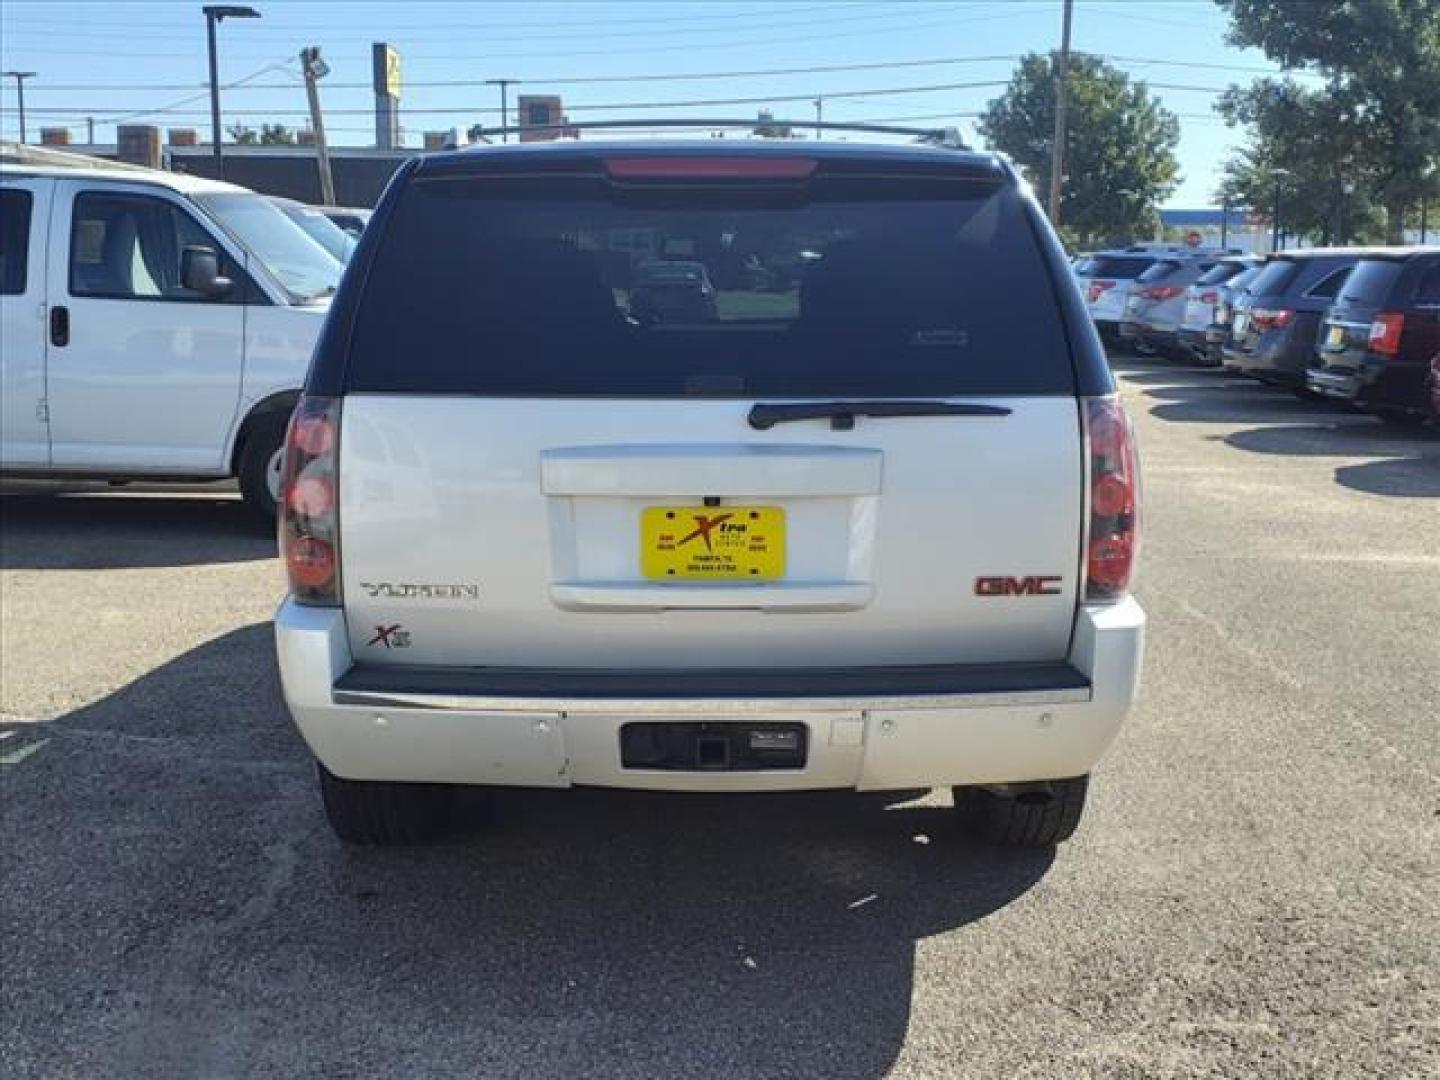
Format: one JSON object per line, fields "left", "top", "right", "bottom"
{"left": 0, "top": 161, "right": 341, "bottom": 517}
{"left": 275, "top": 139, "right": 1145, "bottom": 847}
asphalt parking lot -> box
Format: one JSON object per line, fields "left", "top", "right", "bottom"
{"left": 1, "top": 365, "right": 1437, "bottom": 1079}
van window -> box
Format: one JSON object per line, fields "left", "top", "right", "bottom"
{"left": 69, "top": 192, "right": 242, "bottom": 303}
{"left": 0, "top": 188, "right": 31, "bottom": 295}
{"left": 346, "top": 177, "right": 1076, "bottom": 397}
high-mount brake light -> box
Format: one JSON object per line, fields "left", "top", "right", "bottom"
{"left": 1368, "top": 311, "right": 1405, "bottom": 356}
{"left": 604, "top": 156, "right": 816, "bottom": 180}
{"left": 1141, "top": 285, "right": 1185, "bottom": 301}
{"left": 1083, "top": 396, "right": 1141, "bottom": 601}
{"left": 280, "top": 396, "right": 341, "bottom": 606}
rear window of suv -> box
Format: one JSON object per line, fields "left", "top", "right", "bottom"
{"left": 345, "top": 175, "right": 1075, "bottom": 397}
{"left": 1195, "top": 261, "right": 1249, "bottom": 286}
{"left": 1245, "top": 259, "right": 1300, "bottom": 297}
{"left": 1338, "top": 259, "right": 1403, "bottom": 306}
{"left": 1081, "top": 256, "right": 1154, "bottom": 280}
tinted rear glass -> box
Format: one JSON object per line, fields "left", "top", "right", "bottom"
{"left": 1227, "top": 266, "right": 1262, "bottom": 292}
{"left": 1137, "top": 260, "right": 1182, "bottom": 283}
{"left": 1196, "top": 261, "right": 1249, "bottom": 286}
{"left": 346, "top": 176, "right": 1074, "bottom": 397}
{"left": 0, "top": 188, "right": 32, "bottom": 295}
{"left": 1085, "top": 256, "right": 1154, "bottom": 279}
{"left": 1338, "top": 259, "right": 1402, "bottom": 306}
{"left": 1246, "top": 260, "right": 1299, "bottom": 297}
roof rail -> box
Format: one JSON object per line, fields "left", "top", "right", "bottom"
{"left": 0, "top": 140, "right": 160, "bottom": 172}
{"left": 464, "top": 117, "right": 969, "bottom": 149}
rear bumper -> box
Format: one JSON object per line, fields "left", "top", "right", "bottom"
{"left": 274, "top": 597, "right": 1145, "bottom": 792}
{"left": 1308, "top": 359, "right": 1430, "bottom": 412}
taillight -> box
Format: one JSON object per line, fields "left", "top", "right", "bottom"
{"left": 1140, "top": 285, "right": 1185, "bottom": 301}
{"left": 1083, "top": 396, "right": 1140, "bottom": 602}
{"left": 1368, "top": 311, "right": 1405, "bottom": 356}
{"left": 280, "top": 395, "right": 341, "bottom": 605}
{"left": 605, "top": 156, "right": 816, "bottom": 180}
{"left": 1250, "top": 307, "right": 1294, "bottom": 330}
{"left": 1088, "top": 279, "right": 1116, "bottom": 302}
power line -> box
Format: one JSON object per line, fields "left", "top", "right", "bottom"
{"left": 5, "top": 52, "right": 1309, "bottom": 95}
{"left": 0, "top": 2, "right": 897, "bottom": 35}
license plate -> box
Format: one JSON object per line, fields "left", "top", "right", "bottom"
{"left": 1327, "top": 326, "right": 1345, "bottom": 347}
{"left": 641, "top": 506, "right": 785, "bottom": 580}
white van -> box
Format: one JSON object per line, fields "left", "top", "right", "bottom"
{"left": 0, "top": 161, "right": 342, "bottom": 517}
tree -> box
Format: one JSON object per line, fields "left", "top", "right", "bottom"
{"left": 1216, "top": 0, "right": 1440, "bottom": 242}
{"left": 226, "top": 122, "right": 297, "bottom": 146}
{"left": 978, "top": 52, "right": 1181, "bottom": 249}
{"left": 1215, "top": 79, "right": 1383, "bottom": 245}
{"left": 753, "top": 110, "right": 794, "bottom": 139}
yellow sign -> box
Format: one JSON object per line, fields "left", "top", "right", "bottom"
{"left": 373, "top": 43, "right": 401, "bottom": 98}
{"left": 641, "top": 506, "right": 786, "bottom": 581}
{"left": 384, "top": 46, "right": 401, "bottom": 97}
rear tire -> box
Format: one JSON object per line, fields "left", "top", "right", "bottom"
{"left": 237, "top": 414, "right": 290, "bottom": 523}
{"left": 317, "top": 762, "right": 455, "bottom": 845}
{"left": 953, "top": 775, "right": 1090, "bottom": 847}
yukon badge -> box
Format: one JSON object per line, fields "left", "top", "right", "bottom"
{"left": 975, "top": 575, "right": 1063, "bottom": 597}
{"left": 359, "top": 582, "right": 480, "bottom": 601}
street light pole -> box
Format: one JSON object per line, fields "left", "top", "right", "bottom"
{"left": 485, "top": 78, "right": 516, "bottom": 142}
{"left": 2, "top": 71, "right": 36, "bottom": 144}
{"left": 1047, "top": 0, "right": 1074, "bottom": 225}
{"left": 1220, "top": 193, "right": 1230, "bottom": 249}
{"left": 202, "top": 5, "right": 261, "bottom": 181}
{"left": 1270, "top": 168, "right": 1291, "bottom": 253}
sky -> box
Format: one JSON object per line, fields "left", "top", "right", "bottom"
{"left": 0, "top": 0, "right": 1321, "bottom": 207}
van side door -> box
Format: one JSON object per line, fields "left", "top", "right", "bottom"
{"left": 0, "top": 177, "right": 52, "bottom": 466}
{"left": 45, "top": 180, "right": 248, "bottom": 473}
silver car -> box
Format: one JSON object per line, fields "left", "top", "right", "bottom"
{"left": 1120, "top": 254, "right": 1236, "bottom": 357}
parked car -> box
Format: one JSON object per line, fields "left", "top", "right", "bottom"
{"left": 274, "top": 140, "right": 1145, "bottom": 848}
{"left": 0, "top": 161, "right": 341, "bottom": 518}
{"left": 1222, "top": 249, "right": 1361, "bottom": 388}
{"left": 272, "top": 197, "right": 357, "bottom": 264}
{"left": 1308, "top": 248, "right": 1440, "bottom": 424}
{"left": 627, "top": 259, "right": 719, "bottom": 324}
{"left": 1431, "top": 351, "right": 1440, "bottom": 421}
{"left": 1177, "top": 259, "right": 1261, "bottom": 365}
{"left": 1074, "top": 250, "right": 1161, "bottom": 340}
{"left": 320, "top": 206, "right": 371, "bottom": 239}
{"left": 1119, "top": 254, "right": 1229, "bottom": 357}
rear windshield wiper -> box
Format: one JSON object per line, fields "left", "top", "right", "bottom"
{"left": 748, "top": 400, "right": 1012, "bottom": 431}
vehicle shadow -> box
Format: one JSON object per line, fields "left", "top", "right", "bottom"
{"left": 0, "top": 485, "right": 274, "bottom": 570}
{"left": 3, "top": 623, "right": 1054, "bottom": 1079}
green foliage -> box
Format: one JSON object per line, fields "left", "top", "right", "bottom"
{"left": 1216, "top": 0, "right": 1440, "bottom": 242}
{"left": 978, "top": 52, "right": 1181, "bottom": 250}
{"left": 1215, "top": 80, "right": 1385, "bottom": 244}
{"left": 226, "top": 123, "right": 297, "bottom": 146}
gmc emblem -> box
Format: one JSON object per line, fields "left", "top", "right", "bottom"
{"left": 974, "top": 575, "right": 1064, "bottom": 597}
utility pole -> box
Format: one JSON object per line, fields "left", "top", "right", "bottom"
{"left": 300, "top": 47, "right": 336, "bottom": 206}
{"left": 2, "top": 71, "right": 36, "bottom": 144}
{"left": 485, "top": 78, "right": 517, "bottom": 142}
{"left": 86, "top": 116, "right": 95, "bottom": 144}
{"left": 814, "top": 97, "right": 822, "bottom": 141}
{"left": 1270, "top": 168, "right": 1291, "bottom": 253}
{"left": 1046, "top": 0, "right": 1074, "bottom": 225}
{"left": 202, "top": 6, "right": 261, "bottom": 181}
{"left": 1220, "top": 193, "right": 1230, "bottom": 249}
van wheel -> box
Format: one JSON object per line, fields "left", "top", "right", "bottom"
{"left": 237, "top": 414, "right": 289, "bottom": 522}
{"left": 952, "top": 776, "right": 1089, "bottom": 847}
{"left": 317, "top": 762, "right": 455, "bottom": 845}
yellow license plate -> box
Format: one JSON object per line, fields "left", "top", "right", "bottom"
{"left": 1327, "top": 326, "right": 1345, "bottom": 347}
{"left": 641, "top": 506, "right": 785, "bottom": 581}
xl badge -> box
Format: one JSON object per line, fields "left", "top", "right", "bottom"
{"left": 367, "top": 623, "right": 411, "bottom": 649}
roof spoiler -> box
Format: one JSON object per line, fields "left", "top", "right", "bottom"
{"left": 463, "top": 117, "right": 968, "bottom": 149}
